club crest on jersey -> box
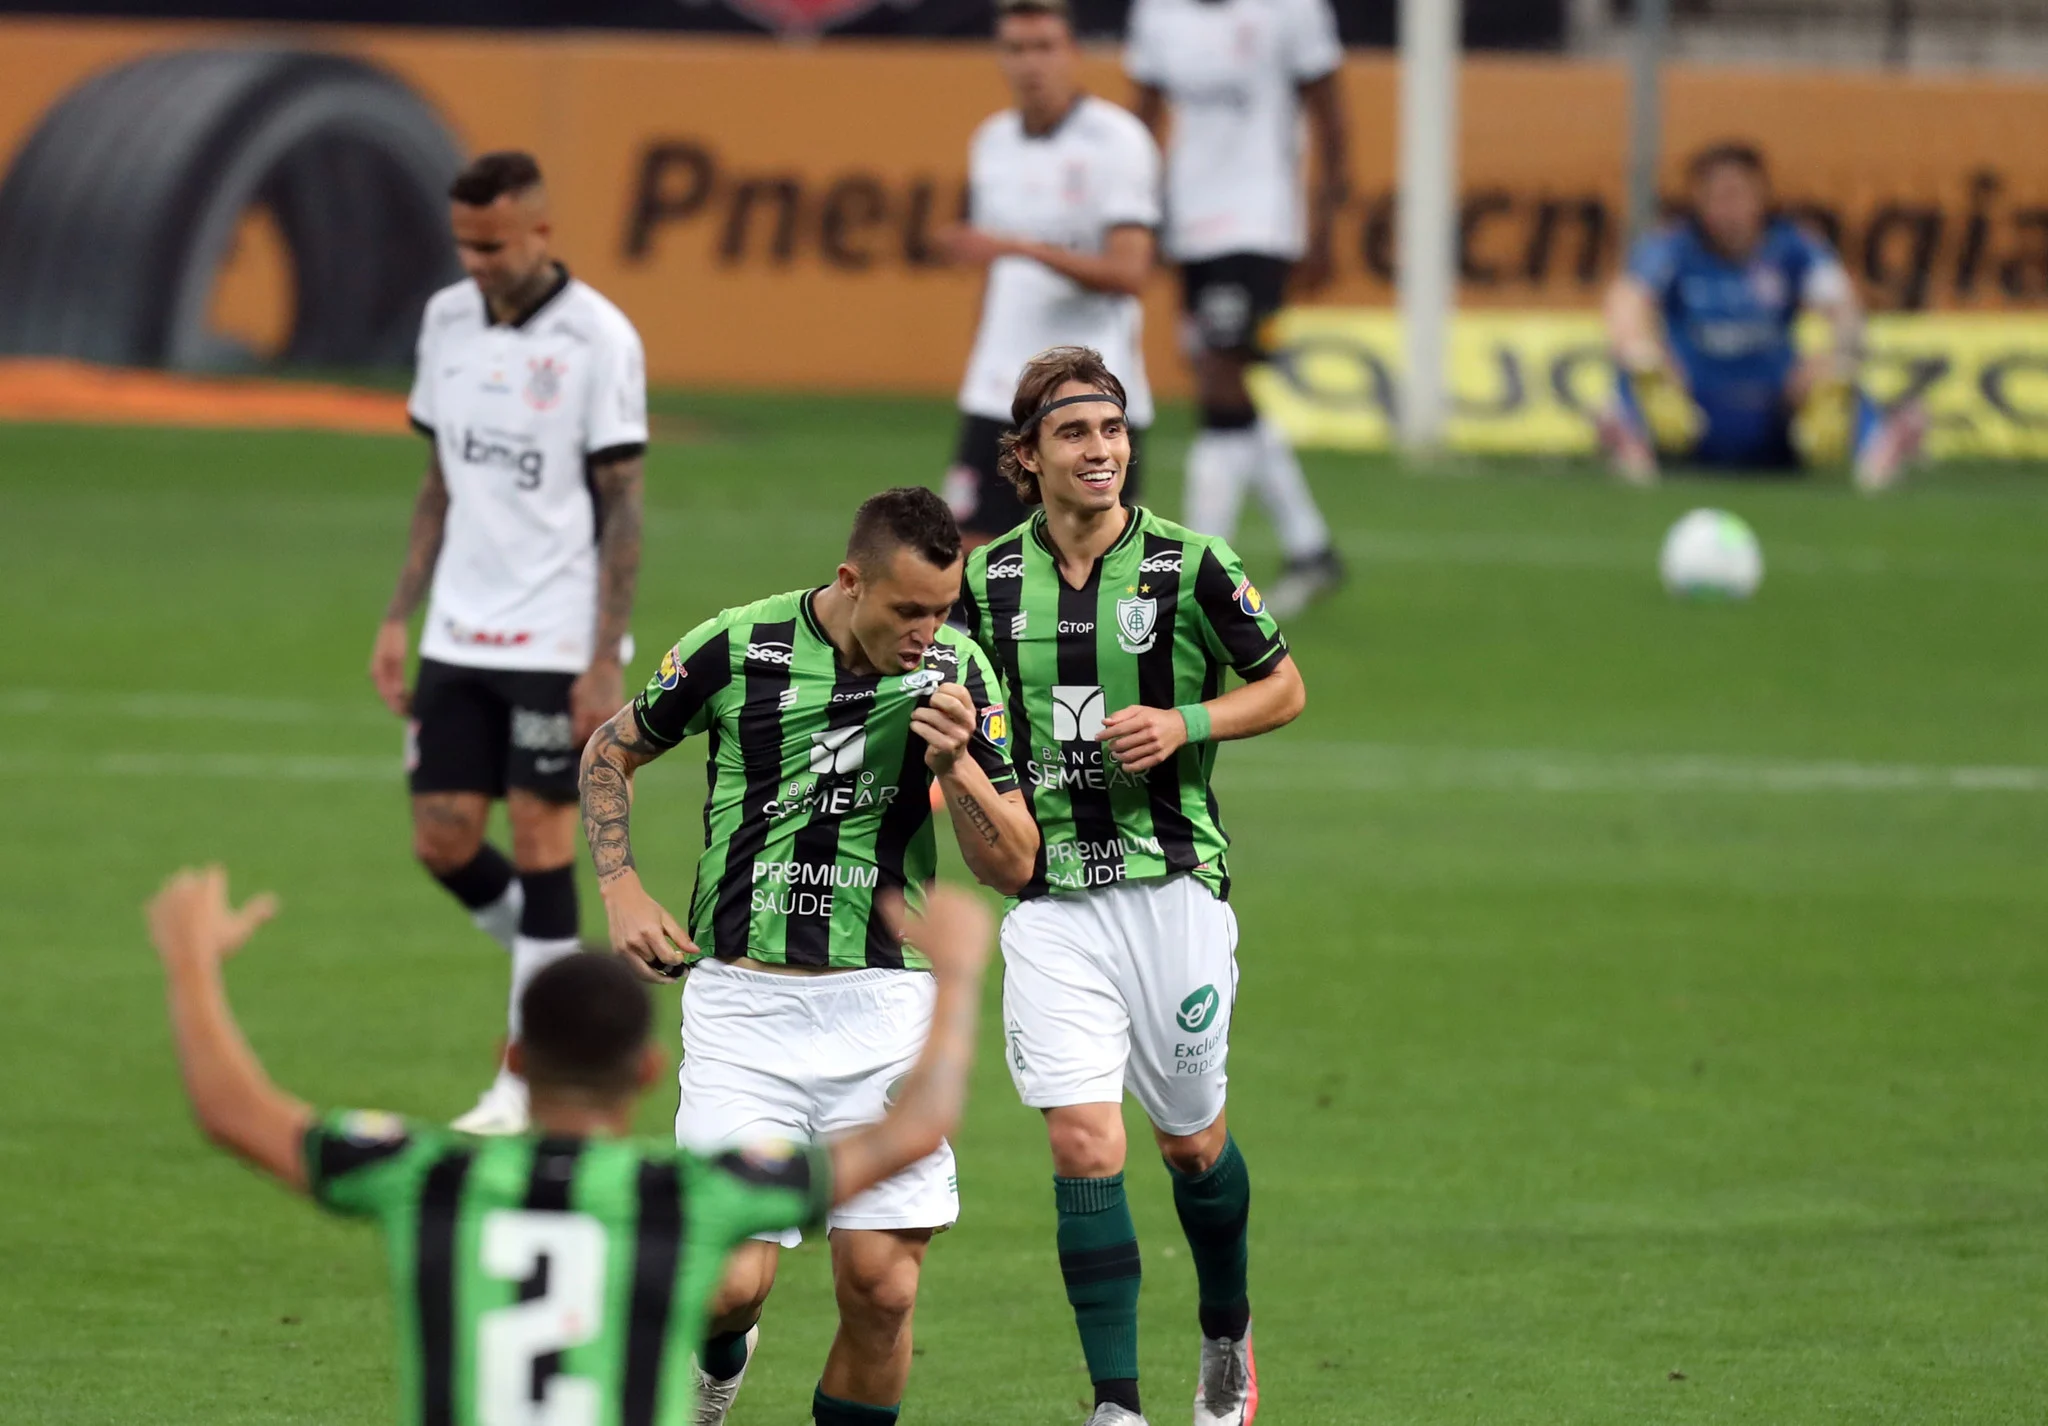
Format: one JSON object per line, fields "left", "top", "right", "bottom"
{"left": 338, "top": 1109, "right": 407, "bottom": 1146}
{"left": 1233, "top": 578, "right": 1264, "bottom": 617}
{"left": 523, "top": 356, "right": 566, "bottom": 411}
{"left": 1115, "top": 596, "right": 1158, "bottom": 653}
{"left": 979, "top": 703, "right": 1010, "bottom": 750}
{"left": 655, "top": 644, "right": 685, "bottom": 690}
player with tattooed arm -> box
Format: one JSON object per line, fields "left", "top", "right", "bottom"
{"left": 368, "top": 151, "right": 650, "bottom": 1135}
{"left": 579, "top": 486, "right": 1037, "bottom": 1426}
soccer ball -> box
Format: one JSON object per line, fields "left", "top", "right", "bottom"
{"left": 1658, "top": 508, "right": 1763, "bottom": 601}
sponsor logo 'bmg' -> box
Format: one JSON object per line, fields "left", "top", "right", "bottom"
{"left": 460, "top": 428, "right": 545, "bottom": 486}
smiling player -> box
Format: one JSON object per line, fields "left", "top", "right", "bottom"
{"left": 957, "top": 347, "right": 1306, "bottom": 1426}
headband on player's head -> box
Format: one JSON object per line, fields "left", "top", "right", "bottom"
{"left": 1018, "top": 391, "right": 1126, "bottom": 435}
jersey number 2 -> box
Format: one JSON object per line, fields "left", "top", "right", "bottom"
{"left": 479, "top": 1209, "right": 608, "bottom": 1426}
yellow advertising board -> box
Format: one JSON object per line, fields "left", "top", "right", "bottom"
{"left": 1251, "top": 310, "right": 2048, "bottom": 457}
{"left": 3, "top": 18, "right": 2048, "bottom": 419}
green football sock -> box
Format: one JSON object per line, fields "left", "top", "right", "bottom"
{"left": 812, "top": 1384, "right": 900, "bottom": 1425}
{"left": 1055, "top": 1173, "right": 1143, "bottom": 1395}
{"left": 1169, "top": 1133, "right": 1251, "bottom": 1340}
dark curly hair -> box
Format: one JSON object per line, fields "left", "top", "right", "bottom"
{"left": 847, "top": 485, "right": 962, "bottom": 574}
{"left": 996, "top": 346, "right": 1131, "bottom": 507}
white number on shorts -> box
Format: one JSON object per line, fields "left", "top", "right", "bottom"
{"left": 477, "top": 1210, "right": 609, "bottom": 1426}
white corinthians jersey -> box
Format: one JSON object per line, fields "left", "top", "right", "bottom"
{"left": 1125, "top": 0, "right": 1343, "bottom": 263}
{"left": 407, "top": 269, "right": 648, "bottom": 673}
{"left": 958, "top": 96, "right": 1161, "bottom": 427}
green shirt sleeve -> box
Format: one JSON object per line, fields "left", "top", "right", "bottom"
{"left": 690, "top": 1139, "right": 834, "bottom": 1245}
{"left": 301, "top": 1109, "right": 450, "bottom": 1218}
{"left": 1191, "top": 537, "right": 1289, "bottom": 680}
{"left": 954, "top": 635, "right": 1020, "bottom": 795}
{"left": 633, "top": 614, "right": 736, "bottom": 748}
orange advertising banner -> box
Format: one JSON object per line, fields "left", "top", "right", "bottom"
{"left": 3, "top": 18, "right": 2048, "bottom": 394}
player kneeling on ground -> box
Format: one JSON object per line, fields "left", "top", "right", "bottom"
{"left": 580, "top": 487, "right": 1038, "bottom": 1426}
{"left": 149, "top": 865, "right": 992, "bottom": 1426}
{"left": 957, "top": 346, "right": 1307, "bottom": 1426}
{"left": 1601, "top": 141, "right": 1925, "bottom": 492}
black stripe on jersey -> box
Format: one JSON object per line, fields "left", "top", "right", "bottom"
{"left": 1057, "top": 572, "right": 1121, "bottom": 890}
{"left": 957, "top": 652, "right": 1018, "bottom": 792}
{"left": 634, "top": 629, "right": 733, "bottom": 749}
{"left": 690, "top": 722, "right": 722, "bottom": 935}
{"left": 783, "top": 663, "right": 879, "bottom": 967}
{"left": 860, "top": 721, "right": 927, "bottom": 969}
{"left": 415, "top": 1148, "right": 474, "bottom": 1426}
{"left": 1135, "top": 532, "right": 1199, "bottom": 874}
{"left": 978, "top": 534, "right": 1049, "bottom": 897}
{"left": 712, "top": 618, "right": 795, "bottom": 957}
{"left": 621, "top": 1160, "right": 685, "bottom": 1426}
{"left": 517, "top": 1139, "right": 584, "bottom": 1405}
{"left": 1193, "top": 547, "right": 1287, "bottom": 678}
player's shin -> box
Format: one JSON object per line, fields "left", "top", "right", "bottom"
{"left": 1184, "top": 417, "right": 1259, "bottom": 540}
{"left": 432, "top": 844, "right": 521, "bottom": 951}
{"left": 1056, "top": 1173, "right": 1144, "bottom": 1414}
{"left": 1168, "top": 1132, "right": 1251, "bottom": 1341}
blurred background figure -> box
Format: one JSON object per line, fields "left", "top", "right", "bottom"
{"left": 940, "top": 0, "right": 1160, "bottom": 551}
{"left": 1600, "top": 141, "right": 1926, "bottom": 492}
{"left": 1128, "top": 0, "right": 1349, "bottom": 618}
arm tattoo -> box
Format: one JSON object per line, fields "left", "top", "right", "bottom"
{"left": 951, "top": 787, "right": 1001, "bottom": 848}
{"left": 590, "top": 456, "right": 644, "bottom": 662}
{"left": 384, "top": 457, "right": 448, "bottom": 622}
{"left": 580, "top": 712, "right": 662, "bottom": 883}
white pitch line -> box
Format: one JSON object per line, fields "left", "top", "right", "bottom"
{"left": 0, "top": 689, "right": 391, "bottom": 725}
{"left": 1222, "top": 742, "right": 2048, "bottom": 795}
{"left": 0, "top": 741, "right": 2041, "bottom": 797}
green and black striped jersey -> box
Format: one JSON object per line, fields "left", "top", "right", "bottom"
{"left": 958, "top": 506, "right": 1287, "bottom": 901}
{"left": 303, "top": 1108, "right": 829, "bottom": 1426}
{"left": 632, "top": 587, "right": 1015, "bottom": 969}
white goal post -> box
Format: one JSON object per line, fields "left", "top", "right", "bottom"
{"left": 1397, "top": 0, "right": 1462, "bottom": 454}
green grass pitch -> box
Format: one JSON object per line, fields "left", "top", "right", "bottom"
{"left": 2, "top": 394, "right": 2045, "bottom": 1424}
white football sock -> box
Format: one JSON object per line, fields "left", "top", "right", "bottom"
{"left": 508, "top": 934, "right": 581, "bottom": 1040}
{"left": 470, "top": 880, "right": 523, "bottom": 954}
{"left": 1250, "top": 418, "right": 1331, "bottom": 562}
{"left": 1184, "top": 428, "right": 1260, "bottom": 540}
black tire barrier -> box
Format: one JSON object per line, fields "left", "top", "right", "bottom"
{"left": 0, "top": 48, "right": 463, "bottom": 370}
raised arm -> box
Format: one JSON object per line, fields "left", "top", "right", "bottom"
{"left": 571, "top": 451, "right": 646, "bottom": 746}
{"left": 369, "top": 455, "right": 448, "bottom": 718}
{"left": 829, "top": 887, "right": 993, "bottom": 1203}
{"left": 939, "top": 225, "right": 1155, "bottom": 299}
{"left": 1604, "top": 274, "right": 1670, "bottom": 376}
{"left": 148, "top": 867, "right": 312, "bottom": 1192}
{"left": 580, "top": 706, "right": 695, "bottom": 981}
{"left": 914, "top": 682, "right": 1040, "bottom": 895}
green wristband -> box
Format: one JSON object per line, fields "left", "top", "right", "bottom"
{"left": 1176, "top": 703, "right": 1213, "bottom": 745}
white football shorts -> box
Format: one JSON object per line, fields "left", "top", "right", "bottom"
{"left": 1000, "top": 873, "right": 1239, "bottom": 1136}
{"left": 675, "top": 960, "right": 959, "bottom": 1246}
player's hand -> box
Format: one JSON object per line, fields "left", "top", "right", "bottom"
{"left": 1786, "top": 351, "right": 1849, "bottom": 409}
{"left": 599, "top": 870, "right": 695, "bottom": 983}
{"left": 936, "top": 224, "right": 1007, "bottom": 268}
{"left": 147, "top": 865, "right": 280, "bottom": 972}
{"left": 1098, "top": 704, "right": 1188, "bottom": 776}
{"left": 912, "top": 683, "right": 977, "bottom": 777}
{"left": 879, "top": 886, "right": 993, "bottom": 984}
{"left": 369, "top": 619, "right": 411, "bottom": 718}
{"left": 571, "top": 658, "right": 624, "bottom": 749}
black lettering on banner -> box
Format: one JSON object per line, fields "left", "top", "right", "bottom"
{"left": 1780, "top": 202, "right": 1845, "bottom": 260}
{"left": 821, "top": 175, "right": 889, "bottom": 269}
{"left": 1979, "top": 352, "right": 2048, "bottom": 428}
{"left": 1524, "top": 197, "right": 1609, "bottom": 287}
{"left": 1955, "top": 171, "right": 2001, "bottom": 298}
{"left": 1863, "top": 204, "right": 1944, "bottom": 311}
{"left": 1864, "top": 351, "right": 1951, "bottom": 417}
{"left": 1550, "top": 345, "right": 1618, "bottom": 418}
{"left": 1267, "top": 334, "right": 1397, "bottom": 418}
{"left": 624, "top": 141, "right": 716, "bottom": 260}
{"left": 1997, "top": 209, "right": 2048, "bottom": 300}
{"left": 901, "top": 178, "right": 963, "bottom": 268}
{"left": 722, "top": 177, "right": 803, "bottom": 264}
{"left": 1458, "top": 189, "right": 1514, "bottom": 285}
{"left": 1455, "top": 346, "right": 1525, "bottom": 418}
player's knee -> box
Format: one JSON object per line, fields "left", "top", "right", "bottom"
{"left": 1195, "top": 356, "right": 1253, "bottom": 419}
{"left": 507, "top": 795, "right": 577, "bottom": 870}
{"left": 835, "top": 1250, "right": 922, "bottom": 1329}
{"left": 411, "top": 802, "right": 485, "bottom": 874}
{"left": 1046, "top": 1113, "right": 1126, "bottom": 1178}
{"left": 711, "top": 1245, "right": 777, "bottom": 1323}
{"left": 1156, "top": 1118, "right": 1228, "bottom": 1177}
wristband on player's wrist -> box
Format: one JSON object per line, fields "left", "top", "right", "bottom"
{"left": 1176, "top": 703, "right": 1213, "bottom": 744}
